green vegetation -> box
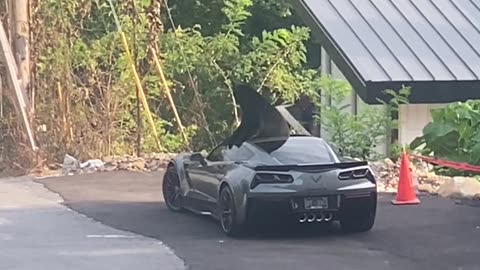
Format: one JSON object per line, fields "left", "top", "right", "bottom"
{"left": 410, "top": 100, "right": 480, "bottom": 177}
{"left": 1, "top": 0, "right": 412, "bottom": 169}
{"left": 315, "top": 77, "right": 410, "bottom": 160}
{"left": 28, "top": 0, "right": 322, "bottom": 162}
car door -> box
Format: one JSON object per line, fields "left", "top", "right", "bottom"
{"left": 187, "top": 144, "right": 231, "bottom": 205}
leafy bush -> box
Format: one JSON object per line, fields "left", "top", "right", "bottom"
{"left": 315, "top": 76, "right": 410, "bottom": 160}
{"left": 410, "top": 100, "right": 480, "bottom": 176}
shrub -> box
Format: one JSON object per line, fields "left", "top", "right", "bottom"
{"left": 314, "top": 76, "right": 410, "bottom": 161}
{"left": 410, "top": 100, "right": 480, "bottom": 176}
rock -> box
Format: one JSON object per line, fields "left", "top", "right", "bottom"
{"left": 80, "top": 159, "right": 104, "bottom": 170}
{"left": 153, "top": 153, "right": 170, "bottom": 160}
{"left": 102, "top": 156, "right": 114, "bottom": 163}
{"left": 376, "top": 182, "right": 386, "bottom": 192}
{"left": 62, "top": 154, "right": 80, "bottom": 174}
{"left": 418, "top": 183, "right": 436, "bottom": 194}
{"left": 456, "top": 177, "right": 480, "bottom": 197}
{"left": 118, "top": 162, "right": 131, "bottom": 171}
{"left": 438, "top": 178, "right": 458, "bottom": 198}
{"left": 146, "top": 159, "right": 164, "bottom": 171}
{"left": 63, "top": 154, "right": 78, "bottom": 166}
{"left": 48, "top": 163, "right": 62, "bottom": 170}
{"left": 384, "top": 158, "right": 395, "bottom": 167}
{"left": 379, "top": 171, "right": 389, "bottom": 178}
{"left": 376, "top": 182, "right": 397, "bottom": 193}
{"left": 438, "top": 177, "right": 480, "bottom": 199}
{"left": 103, "top": 164, "right": 118, "bottom": 172}
{"left": 131, "top": 160, "right": 145, "bottom": 171}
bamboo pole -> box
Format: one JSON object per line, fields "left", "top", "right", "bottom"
{"left": 120, "top": 32, "right": 163, "bottom": 152}
{"left": 132, "top": 0, "right": 142, "bottom": 157}
{"left": 56, "top": 82, "right": 66, "bottom": 138}
{"left": 107, "top": 0, "right": 164, "bottom": 152}
{"left": 150, "top": 47, "right": 188, "bottom": 143}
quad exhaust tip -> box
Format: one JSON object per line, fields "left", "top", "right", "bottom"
{"left": 297, "top": 212, "right": 333, "bottom": 223}
{"left": 298, "top": 213, "right": 307, "bottom": 223}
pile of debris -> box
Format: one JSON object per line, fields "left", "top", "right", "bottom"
{"left": 369, "top": 158, "right": 451, "bottom": 195}
{"left": 30, "top": 152, "right": 480, "bottom": 200}
{"left": 31, "top": 153, "right": 176, "bottom": 177}
{"left": 42, "top": 154, "right": 452, "bottom": 190}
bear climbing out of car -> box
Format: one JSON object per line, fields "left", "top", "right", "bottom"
{"left": 222, "top": 83, "right": 290, "bottom": 153}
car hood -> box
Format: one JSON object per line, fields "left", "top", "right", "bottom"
{"left": 221, "top": 83, "right": 290, "bottom": 153}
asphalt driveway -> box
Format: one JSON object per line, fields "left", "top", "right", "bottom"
{"left": 37, "top": 171, "right": 480, "bottom": 270}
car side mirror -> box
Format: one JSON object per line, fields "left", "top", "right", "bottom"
{"left": 190, "top": 153, "right": 207, "bottom": 166}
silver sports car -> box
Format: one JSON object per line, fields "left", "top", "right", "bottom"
{"left": 162, "top": 83, "right": 377, "bottom": 236}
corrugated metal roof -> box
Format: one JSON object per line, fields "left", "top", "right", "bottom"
{"left": 293, "top": 0, "right": 480, "bottom": 104}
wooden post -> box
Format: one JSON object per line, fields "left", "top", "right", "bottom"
{"left": 13, "top": 0, "right": 30, "bottom": 95}
{"left": 0, "top": 76, "right": 3, "bottom": 118}
{"left": 6, "top": 0, "right": 13, "bottom": 46}
{"left": 0, "top": 23, "right": 36, "bottom": 151}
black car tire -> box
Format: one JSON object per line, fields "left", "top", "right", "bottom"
{"left": 162, "top": 165, "right": 184, "bottom": 212}
{"left": 340, "top": 202, "right": 376, "bottom": 233}
{"left": 219, "top": 185, "right": 245, "bottom": 237}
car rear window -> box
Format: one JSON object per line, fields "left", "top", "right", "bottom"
{"left": 254, "top": 137, "right": 335, "bottom": 164}
{"left": 223, "top": 145, "right": 255, "bottom": 162}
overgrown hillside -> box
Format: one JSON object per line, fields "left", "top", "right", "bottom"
{"left": 25, "top": 0, "right": 323, "bottom": 162}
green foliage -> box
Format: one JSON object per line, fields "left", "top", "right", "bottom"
{"left": 28, "top": 0, "right": 324, "bottom": 162}
{"left": 315, "top": 77, "right": 410, "bottom": 160}
{"left": 410, "top": 100, "right": 480, "bottom": 176}
{"left": 31, "top": 0, "right": 191, "bottom": 160}
{"left": 159, "top": 0, "right": 322, "bottom": 150}
{"left": 379, "top": 87, "right": 412, "bottom": 161}
{"left": 164, "top": 0, "right": 296, "bottom": 36}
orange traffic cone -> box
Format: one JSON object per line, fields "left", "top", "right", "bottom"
{"left": 391, "top": 151, "right": 420, "bottom": 205}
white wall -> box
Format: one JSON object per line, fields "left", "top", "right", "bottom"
{"left": 398, "top": 104, "right": 447, "bottom": 146}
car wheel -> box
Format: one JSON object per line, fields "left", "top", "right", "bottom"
{"left": 340, "top": 201, "right": 376, "bottom": 233}
{"left": 162, "top": 166, "right": 184, "bottom": 212}
{"left": 219, "top": 185, "right": 245, "bottom": 237}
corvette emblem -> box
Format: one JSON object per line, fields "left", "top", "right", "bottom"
{"left": 311, "top": 175, "right": 322, "bottom": 183}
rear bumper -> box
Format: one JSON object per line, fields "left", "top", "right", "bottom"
{"left": 245, "top": 190, "right": 377, "bottom": 222}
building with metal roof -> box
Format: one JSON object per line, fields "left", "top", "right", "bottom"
{"left": 292, "top": 0, "right": 480, "bottom": 104}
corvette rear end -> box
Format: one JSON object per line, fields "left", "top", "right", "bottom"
{"left": 245, "top": 161, "right": 377, "bottom": 229}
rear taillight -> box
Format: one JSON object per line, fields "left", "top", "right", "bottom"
{"left": 338, "top": 168, "right": 375, "bottom": 183}
{"left": 251, "top": 173, "right": 294, "bottom": 188}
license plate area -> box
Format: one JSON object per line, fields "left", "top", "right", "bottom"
{"left": 304, "top": 196, "right": 328, "bottom": 210}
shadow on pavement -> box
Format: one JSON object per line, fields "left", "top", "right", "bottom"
{"left": 65, "top": 200, "right": 344, "bottom": 241}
